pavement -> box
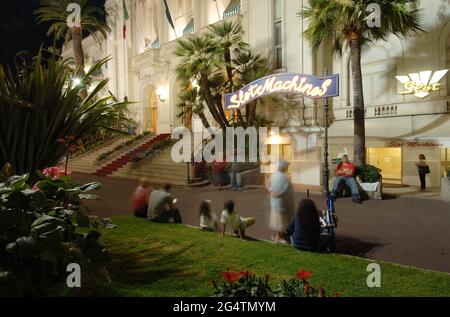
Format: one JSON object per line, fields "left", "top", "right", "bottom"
{"left": 73, "top": 172, "right": 450, "bottom": 274}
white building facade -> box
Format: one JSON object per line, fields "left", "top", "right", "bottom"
{"left": 69, "top": 0, "right": 450, "bottom": 189}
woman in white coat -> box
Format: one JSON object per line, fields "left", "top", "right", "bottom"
{"left": 268, "top": 160, "right": 295, "bottom": 243}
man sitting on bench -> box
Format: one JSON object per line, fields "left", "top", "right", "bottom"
{"left": 331, "top": 155, "right": 362, "bottom": 204}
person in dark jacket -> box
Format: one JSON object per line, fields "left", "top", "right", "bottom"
{"left": 286, "top": 199, "right": 321, "bottom": 252}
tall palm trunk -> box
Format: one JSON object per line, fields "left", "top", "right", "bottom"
{"left": 223, "top": 48, "right": 242, "bottom": 124}
{"left": 70, "top": 27, "right": 87, "bottom": 99}
{"left": 198, "top": 112, "right": 211, "bottom": 129}
{"left": 246, "top": 100, "right": 257, "bottom": 126}
{"left": 350, "top": 37, "right": 366, "bottom": 167}
{"left": 200, "top": 71, "right": 227, "bottom": 129}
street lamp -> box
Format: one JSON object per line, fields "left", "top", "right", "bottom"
{"left": 322, "top": 69, "right": 330, "bottom": 197}
{"left": 72, "top": 78, "right": 82, "bottom": 87}
{"left": 323, "top": 97, "right": 330, "bottom": 197}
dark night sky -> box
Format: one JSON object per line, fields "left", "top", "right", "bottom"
{"left": 0, "top": 0, "right": 105, "bottom": 67}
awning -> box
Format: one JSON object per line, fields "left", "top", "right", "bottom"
{"left": 223, "top": 0, "right": 241, "bottom": 19}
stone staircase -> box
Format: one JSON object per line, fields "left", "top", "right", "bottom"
{"left": 94, "top": 134, "right": 171, "bottom": 177}
{"left": 112, "top": 147, "right": 188, "bottom": 186}
{"left": 66, "top": 137, "right": 129, "bottom": 174}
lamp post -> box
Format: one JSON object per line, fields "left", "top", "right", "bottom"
{"left": 323, "top": 97, "right": 330, "bottom": 197}
{"left": 322, "top": 69, "right": 330, "bottom": 197}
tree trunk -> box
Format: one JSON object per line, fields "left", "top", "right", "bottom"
{"left": 224, "top": 48, "right": 234, "bottom": 93}
{"left": 71, "top": 27, "right": 87, "bottom": 99}
{"left": 200, "top": 72, "right": 227, "bottom": 129}
{"left": 350, "top": 38, "right": 366, "bottom": 167}
{"left": 198, "top": 112, "right": 211, "bottom": 129}
{"left": 247, "top": 100, "right": 257, "bottom": 126}
{"left": 214, "top": 95, "right": 230, "bottom": 127}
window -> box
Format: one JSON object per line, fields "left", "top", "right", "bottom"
{"left": 151, "top": 37, "right": 160, "bottom": 49}
{"left": 223, "top": 0, "right": 241, "bottom": 19}
{"left": 274, "top": 0, "right": 283, "bottom": 69}
{"left": 183, "top": 18, "right": 195, "bottom": 36}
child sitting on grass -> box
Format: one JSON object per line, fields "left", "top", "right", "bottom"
{"left": 220, "top": 200, "right": 256, "bottom": 240}
{"left": 199, "top": 200, "right": 219, "bottom": 231}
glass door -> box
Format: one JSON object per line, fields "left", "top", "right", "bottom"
{"left": 367, "top": 148, "right": 403, "bottom": 184}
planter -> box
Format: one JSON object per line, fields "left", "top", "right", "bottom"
{"left": 358, "top": 181, "right": 383, "bottom": 200}
{"left": 212, "top": 171, "right": 230, "bottom": 187}
{"left": 329, "top": 177, "right": 383, "bottom": 200}
{"left": 192, "top": 162, "right": 207, "bottom": 179}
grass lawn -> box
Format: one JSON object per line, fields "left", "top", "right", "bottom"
{"left": 85, "top": 216, "right": 450, "bottom": 297}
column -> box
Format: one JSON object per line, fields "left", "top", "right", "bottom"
{"left": 105, "top": 0, "right": 118, "bottom": 96}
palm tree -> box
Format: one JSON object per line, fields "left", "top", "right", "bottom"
{"left": 176, "top": 34, "right": 229, "bottom": 129}
{"left": 209, "top": 21, "right": 249, "bottom": 123}
{"left": 35, "top": 0, "right": 110, "bottom": 81}
{"left": 233, "top": 49, "right": 270, "bottom": 126}
{"left": 177, "top": 85, "right": 211, "bottom": 129}
{"left": 300, "top": 0, "right": 423, "bottom": 167}
{"left": 0, "top": 49, "right": 131, "bottom": 177}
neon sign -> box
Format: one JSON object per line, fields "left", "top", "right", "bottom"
{"left": 224, "top": 73, "right": 340, "bottom": 109}
{"left": 395, "top": 69, "right": 448, "bottom": 99}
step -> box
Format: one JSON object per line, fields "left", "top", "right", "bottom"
{"left": 120, "top": 167, "right": 187, "bottom": 176}
{"left": 93, "top": 134, "right": 171, "bottom": 176}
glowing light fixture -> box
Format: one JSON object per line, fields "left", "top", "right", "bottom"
{"left": 157, "top": 86, "right": 170, "bottom": 102}
{"left": 72, "top": 78, "right": 82, "bottom": 87}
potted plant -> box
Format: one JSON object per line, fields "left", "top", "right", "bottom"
{"left": 356, "top": 165, "right": 383, "bottom": 200}
{"left": 211, "top": 161, "right": 230, "bottom": 187}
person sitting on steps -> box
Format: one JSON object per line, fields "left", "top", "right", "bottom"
{"left": 331, "top": 155, "right": 362, "bottom": 204}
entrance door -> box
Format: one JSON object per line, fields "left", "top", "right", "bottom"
{"left": 150, "top": 90, "right": 158, "bottom": 133}
{"left": 367, "top": 148, "right": 402, "bottom": 184}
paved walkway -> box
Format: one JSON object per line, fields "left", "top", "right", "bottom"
{"left": 73, "top": 173, "right": 450, "bottom": 274}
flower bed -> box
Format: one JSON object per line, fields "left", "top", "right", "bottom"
{"left": 213, "top": 269, "right": 340, "bottom": 297}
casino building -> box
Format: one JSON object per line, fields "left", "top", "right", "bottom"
{"left": 63, "top": 0, "right": 450, "bottom": 190}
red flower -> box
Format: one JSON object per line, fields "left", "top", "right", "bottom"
{"left": 296, "top": 269, "right": 313, "bottom": 281}
{"left": 43, "top": 166, "right": 71, "bottom": 179}
{"left": 222, "top": 272, "right": 242, "bottom": 283}
{"left": 334, "top": 291, "right": 342, "bottom": 297}
{"left": 212, "top": 161, "right": 227, "bottom": 172}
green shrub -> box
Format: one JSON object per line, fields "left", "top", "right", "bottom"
{"left": 357, "top": 165, "right": 382, "bottom": 183}
{"left": 0, "top": 166, "right": 110, "bottom": 296}
{"left": 0, "top": 50, "right": 132, "bottom": 177}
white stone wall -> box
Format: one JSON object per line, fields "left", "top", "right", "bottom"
{"left": 63, "top": 0, "right": 450, "bottom": 187}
